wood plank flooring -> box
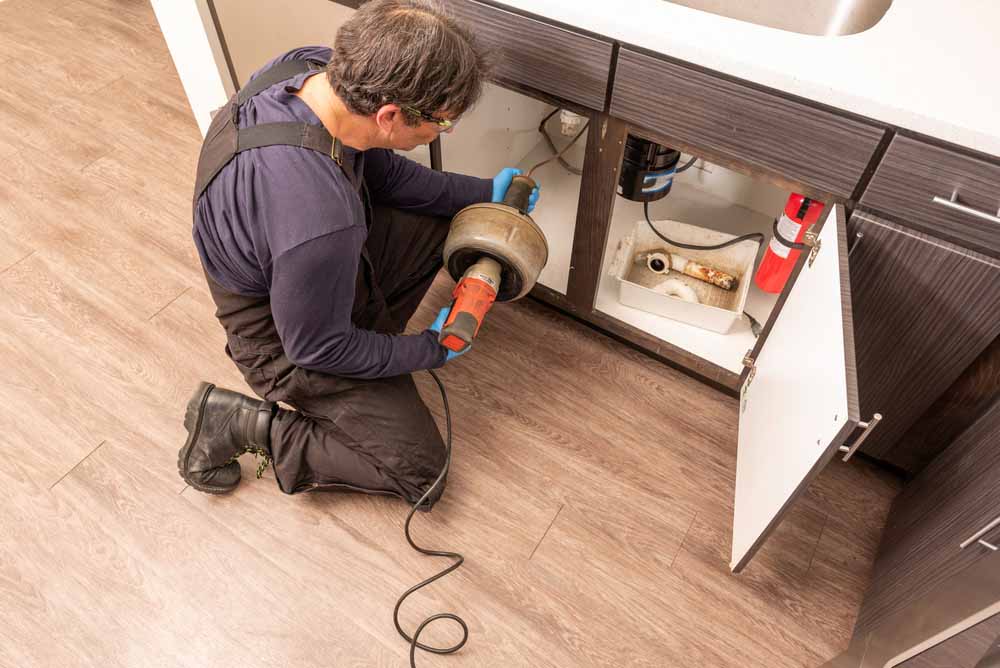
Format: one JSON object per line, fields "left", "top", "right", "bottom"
{"left": 0, "top": 1, "right": 901, "bottom": 666}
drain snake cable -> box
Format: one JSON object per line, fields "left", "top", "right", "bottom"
{"left": 393, "top": 369, "right": 467, "bottom": 667}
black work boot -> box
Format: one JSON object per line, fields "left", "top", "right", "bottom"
{"left": 177, "top": 382, "right": 276, "bottom": 494}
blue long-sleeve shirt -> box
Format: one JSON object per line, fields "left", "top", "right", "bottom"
{"left": 193, "top": 46, "right": 492, "bottom": 378}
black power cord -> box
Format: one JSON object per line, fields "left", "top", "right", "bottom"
{"left": 535, "top": 107, "right": 587, "bottom": 176}
{"left": 393, "top": 369, "right": 467, "bottom": 668}
{"left": 673, "top": 154, "right": 699, "bottom": 176}
{"left": 642, "top": 200, "right": 764, "bottom": 251}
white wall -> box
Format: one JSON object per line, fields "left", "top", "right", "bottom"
{"left": 150, "top": 0, "right": 233, "bottom": 136}
{"left": 213, "top": 0, "right": 354, "bottom": 85}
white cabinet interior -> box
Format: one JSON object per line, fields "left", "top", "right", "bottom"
{"left": 598, "top": 150, "right": 789, "bottom": 374}
{"left": 438, "top": 83, "right": 588, "bottom": 295}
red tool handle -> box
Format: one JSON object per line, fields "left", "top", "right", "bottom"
{"left": 439, "top": 277, "right": 498, "bottom": 353}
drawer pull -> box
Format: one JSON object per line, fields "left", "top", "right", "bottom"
{"left": 960, "top": 515, "right": 1000, "bottom": 550}
{"left": 932, "top": 191, "right": 1000, "bottom": 225}
{"left": 838, "top": 413, "right": 883, "bottom": 462}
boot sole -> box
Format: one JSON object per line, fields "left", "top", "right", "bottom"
{"left": 177, "top": 381, "right": 237, "bottom": 495}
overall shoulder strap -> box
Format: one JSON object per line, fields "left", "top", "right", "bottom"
{"left": 234, "top": 57, "right": 344, "bottom": 166}
{"left": 236, "top": 122, "right": 344, "bottom": 166}
{"left": 236, "top": 58, "right": 325, "bottom": 106}
{"left": 193, "top": 58, "right": 343, "bottom": 205}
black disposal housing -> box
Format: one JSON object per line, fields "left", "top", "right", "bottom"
{"left": 618, "top": 135, "right": 681, "bottom": 203}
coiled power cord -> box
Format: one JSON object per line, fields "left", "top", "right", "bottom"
{"left": 393, "top": 369, "right": 466, "bottom": 668}
{"left": 391, "top": 127, "right": 774, "bottom": 668}
{"left": 391, "top": 107, "right": 591, "bottom": 667}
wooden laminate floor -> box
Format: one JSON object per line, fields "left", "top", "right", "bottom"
{"left": 0, "top": 1, "right": 902, "bottom": 666}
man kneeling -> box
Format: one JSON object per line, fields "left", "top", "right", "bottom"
{"left": 177, "top": 0, "right": 538, "bottom": 509}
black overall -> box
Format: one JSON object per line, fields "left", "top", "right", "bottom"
{"left": 193, "top": 59, "right": 450, "bottom": 507}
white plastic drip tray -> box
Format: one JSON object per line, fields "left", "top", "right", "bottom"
{"left": 609, "top": 218, "right": 761, "bottom": 334}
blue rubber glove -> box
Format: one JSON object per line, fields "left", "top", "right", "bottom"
{"left": 428, "top": 306, "right": 469, "bottom": 361}
{"left": 492, "top": 167, "right": 540, "bottom": 213}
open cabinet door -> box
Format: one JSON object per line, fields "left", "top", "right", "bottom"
{"left": 731, "top": 204, "right": 859, "bottom": 572}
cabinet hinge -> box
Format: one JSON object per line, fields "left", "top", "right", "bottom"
{"left": 803, "top": 230, "right": 821, "bottom": 267}
{"left": 740, "top": 350, "right": 756, "bottom": 413}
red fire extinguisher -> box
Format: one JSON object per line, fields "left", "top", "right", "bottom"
{"left": 754, "top": 193, "right": 825, "bottom": 294}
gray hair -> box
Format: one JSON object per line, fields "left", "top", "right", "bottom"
{"left": 327, "top": 0, "right": 492, "bottom": 126}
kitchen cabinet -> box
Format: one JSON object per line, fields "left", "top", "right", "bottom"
{"left": 848, "top": 212, "right": 1000, "bottom": 474}
{"left": 829, "top": 610, "right": 1000, "bottom": 668}
{"left": 582, "top": 42, "right": 889, "bottom": 391}
{"left": 886, "top": 336, "right": 1000, "bottom": 478}
{"left": 861, "top": 134, "right": 1000, "bottom": 260}
{"left": 587, "top": 118, "right": 787, "bottom": 388}
{"left": 200, "top": 0, "right": 996, "bottom": 582}
{"left": 609, "top": 48, "right": 886, "bottom": 201}
{"left": 441, "top": 0, "right": 613, "bottom": 110}
{"left": 978, "top": 634, "right": 1000, "bottom": 668}
{"left": 898, "top": 614, "right": 1000, "bottom": 667}
{"left": 824, "top": 398, "right": 1000, "bottom": 668}
{"left": 729, "top": 203, "right": 859, "bottom": 571}
{"left": 856, "top": 397, "right": 1000, "bottom": 638}
{"left": 202, "top": 0, "right": 883, "bottom": 574}
{"left": 431, "top": 44, "right": 867, "bottom": 572}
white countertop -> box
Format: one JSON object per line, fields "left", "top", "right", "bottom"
{"left": 494, "top": 0, "right": 1000, "bottom": 158}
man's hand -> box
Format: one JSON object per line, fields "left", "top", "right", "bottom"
{"left": 492, "top": 167, "right": 540, "bottom": 213}
{"left": 429, "top": 306, "right": 469, "bottom": 361}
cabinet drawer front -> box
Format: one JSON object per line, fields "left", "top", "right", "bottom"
{"left": 861, "top": 135, "right": 1000, "bottom": 258}
{"left": 609, "top": 48, "right": 885, "bottom": 199}
{"left": 445, "top": 0, "right": 612, "bottom": 110}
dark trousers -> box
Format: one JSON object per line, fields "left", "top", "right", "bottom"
{"left": 204, "top": 205, "right": 451, "bottom": 507}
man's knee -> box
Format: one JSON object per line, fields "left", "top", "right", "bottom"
{"left": 388, "top": 426, "right": 448, "bottom": 508}
{"left": 295, "top": 373, "right": 450, "bottom": 507}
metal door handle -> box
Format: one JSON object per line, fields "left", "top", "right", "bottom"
{"left": 960, "top": 514, "right": 1000, "bottom": 550}
{"left": 839, "top": 413, "right": 883, "bottom": 462}
{"left": 932, "top": 191, "right": 1000, "bottom": 225}
{"left": 848, "top": 231, "right": 864, "bottom": 257}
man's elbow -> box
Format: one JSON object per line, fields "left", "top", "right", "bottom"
{"left": 286, "top": 333, "right": 385, "bottom": 379}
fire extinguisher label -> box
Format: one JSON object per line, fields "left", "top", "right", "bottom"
{"left": 769, "top": 214, "right": 802, "bottom": 259}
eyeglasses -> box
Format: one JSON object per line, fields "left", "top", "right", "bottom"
{"left": 401, "top": 105, "right": 455, "bottom": 130}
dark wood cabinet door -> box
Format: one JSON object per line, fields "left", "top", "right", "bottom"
{"left": 978, "top": 632, "right": 1000, "bottom": 668}
{"left": 898, "top": 614, "right": 1000, "bottom": 667}
{"left": 855, "top": 396, "right": 1000, "bottom": 635}
{"left": 849, "top": 211, "right": 1000, "bottom": 473}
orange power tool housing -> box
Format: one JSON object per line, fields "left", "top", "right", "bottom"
{"left": 439, "top": 257, "right": 502, "bottom": 353}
